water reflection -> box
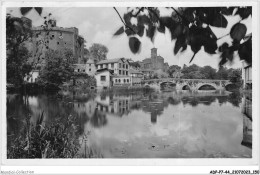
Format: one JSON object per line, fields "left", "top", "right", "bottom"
{"left": 7, "top": 89, "right": 252, "bottom": 158}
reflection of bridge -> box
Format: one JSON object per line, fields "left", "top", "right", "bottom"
{"left": 142, "top": 78, "right": 233, "bottom": 91}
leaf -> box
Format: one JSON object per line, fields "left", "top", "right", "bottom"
{"left": 114, "top": 26, "right": 124, "bottom": 36}
{"left": 218, "top": 42, "right": 229, "bottom": 52}
{"left": 146, "top": 25, "right": 156, "bottom": 42}
{"left": 235, "top": 7, "right": 252, "bottom": 20}
{"left": 204, "top": 38, "right": 217, "bottom": 54}
{"left": 230, "top": 23, "right": 247, "bottom": 42}
{"left": 170, "top": 24, "right": 183, "bottom": 40}
{"left": 157, "top": 22, "right": 165, "bottom": 33}
{"left": 174, "top": 34, "right": 187, "bottom": 54}
{"left": 238, "top": 37, "right": 252, "bottom": 64}
{"left": 34, "top": 7, "right": 43, "bottom": 15}
{"left": 137, "top": 15, "right": 150, "bottom": 25}
{"left": 125, "top": 28, "right": 135, "bottom": 36}
{"left": 129, "top": 37, "right": 141, "bottom": 54}
{"left": 211, "top": 14, "right": 228, "bottom": 28}
{"left": 137, "top": 25, "right": 145, "bottom": 37}
{"left": 160, "top": 17, "right": 176, "bottom": 29}
{"left": 20, "top": 7, "right": 33, "bottom": 16}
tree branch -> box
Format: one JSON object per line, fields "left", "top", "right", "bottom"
{"left": 217, "top": 33, "right": 229, "bottom": 40}
{"left": 113, "top": 7, "right": 137, "bottom": 34}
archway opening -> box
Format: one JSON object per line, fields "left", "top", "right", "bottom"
{"left": 225, "top": 83, "right": 240, "bottom": 91}
{"left": 198, "top": 84, "right": 216, "bottom": 90}
{"left": 182, "top": 85, "right": 190, "bottom": 90}
{"left": 160, "top": 82, "right": 176, "bottom": 90}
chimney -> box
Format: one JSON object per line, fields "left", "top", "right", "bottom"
{"left": 151, "top": 48, "right": 157, "bottom": 59}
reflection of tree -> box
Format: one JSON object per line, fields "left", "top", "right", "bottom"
{"left": 90, "top": 110, "right": 107, "bottom": 128}
{"left": 216, "top": 96, "right": 228, "bottom": 106}
{"left": 181, "top": 96, "right": 217, "bottom": 106}
{"left": 227, "top": 92, "right": 242, "bottom": 107}
{"left": 167, "top": 97, "right": 181, "bottom": 105}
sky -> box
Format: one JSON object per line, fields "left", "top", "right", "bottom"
{"left": 7, "top": 7, "right": 252, "bottom": 69}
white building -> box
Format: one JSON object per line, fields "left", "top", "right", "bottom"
{"left": 24, "top": 70, "right": 39, "bottom": 83}
{"left": 96, "top": 58, "right": 131, "bottom": 86}
{"left": 85, "top": 59, "right": 96, "bottom": 76}
{"left": 95, "top": 69, "right": 113, "bottom": 90}
{"left": 242, "top": 61, "right": 252, "bottom": 89}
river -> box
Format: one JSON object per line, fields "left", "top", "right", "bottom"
{"left": 6, "top": 89, "right": 252, "bottom": 158}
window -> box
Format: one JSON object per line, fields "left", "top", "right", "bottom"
{"left": 52, "top": 34, "right": 55, "bottom": 37}
{"left": 119, "top": 70, "right": 121, "bottom": 75}
{"left": 101, "top": 76, "right": 106, "bottom": 81}
{"left": 127, "top": 79, "right": 129, "bottom": 83}
{"left": 123, "top": 71, "right": 125, "bottom": 75}
{"left": 111, "top": 63, "right": 114, "bottom": 68}
{"left": 115, "top": 79, "right": 118, "bottom": 83}
{"left": 126, "top": 71, "right": 128, "bottom": 76}
{"left": 126, "top": 64, "right": 128, "bottom": 69}
{"left": 124, "top": 79, "right": 126, "bottom": 83}
{"left": 57, "top": 42, "right": 59, "bottom": 45}
{"left": 78, "top": 69, "right": 80, "bottom": 72}
{"left": 83, "top": 69, "right": 85, "bottom": 72}
{"left": 89, "top": 68, "right": 91, "bottom": 72}
{"left": 123, "top": 64, "right": 125, "bottom": 68}
{"left": 101, "top": 64, "right": 103, "bottom": 69}
{"left": 119, "top": 79, "right": 121, "bottom": 83}
{"left": 119, "top": 63, "right": 121, "bottom": 68}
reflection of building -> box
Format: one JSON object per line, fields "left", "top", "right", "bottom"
{"left": 241, "top": 115, "right": 252, "bottom": 149}
{"left": 142, "top": 100, "right": 165, "bottom": 124}
{"left": 242, "top": 61, "right": 252, "bottom": 89}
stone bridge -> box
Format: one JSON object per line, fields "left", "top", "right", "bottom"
{"left": 142, "top": 78, "right": 233, "bottom": 91}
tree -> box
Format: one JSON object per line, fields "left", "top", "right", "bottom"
{"left": 113, "top": 7, "right": 252, "bottom": 66}
{"left": 38, "top": 49, "right": 74, "bottom": 90}
{"left": 89, "top": 43, "right": 108, "bottom": 63}
{"left": 215, "top": 66, "right": 229, "bottom": 80}
{"left": 200, "top": 66, "right": 217, "bottom": 79}
{"left": 228, "top": 68, "right": 242, "bottom": 85}
{"left": 6, "top": 14, "right": 33, "bottom": 86}
{"left": 167, "top": 65, "right": 181, "bottom": 77}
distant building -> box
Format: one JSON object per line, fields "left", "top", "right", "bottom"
{"left": 24, "top": 70, "right": 39, "bottom": 83}
{"left": 242, "top": 61, "right": 252, "bottom": 89}
{"left": 129, "top": 69, "right": 144, "bottom": 86}
{"left": 95, "top": 68, "right": 113, "bottom": 90}
{"left": 96, "top": 58, "right": 131, "bottom": 86}
{"left": 85, "top": 59, "right": 96, "bottom": 76}
{"left": 31, "top": 19, "right": 85, "bottom": 66}
{"left": 140, "top": 48, "right": 165, "bottom": 71}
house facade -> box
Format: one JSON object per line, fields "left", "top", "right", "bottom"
{"left": 242, "top": 61, "right": 252, "bottom": 89}
{"left": 96, "top": 58, "right": 131, "bottom": 86}
{"left": 95, "top": 69, "right": 113, "bottom": 90}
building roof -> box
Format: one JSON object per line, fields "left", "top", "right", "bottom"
{"left": 95, "top": 68, "right": 114, "bottom": 75}
{"left": 86, "top": 59, "right": 95, "bottom": 64}
{"left": 129, "top": 69, "right": 143, "bottom": 74}
{"left": 96, "top": 58, "right": 121, "bottom": 65}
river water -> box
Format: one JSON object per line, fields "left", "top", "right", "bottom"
{"left": 7, "top": 89, "right": 252, "bottom": 158}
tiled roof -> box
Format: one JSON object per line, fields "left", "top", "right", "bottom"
{"left": 96, "top": 58, "right": 122, "bottom": 65}
{"left": 86, "top": 59, "right": 95, "bottom": 64}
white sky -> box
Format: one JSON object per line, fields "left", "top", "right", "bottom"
{"left": 7, "top": 7, "right": 252, "bottom": 69}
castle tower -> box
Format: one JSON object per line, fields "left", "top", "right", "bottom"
{"left": 151, "top": 48, "right": 157, "bottom": 69}
{"left": 151, "top": 48, "right": 157, "bottom": 59}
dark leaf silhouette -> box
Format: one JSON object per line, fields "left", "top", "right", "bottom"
{"left": 34, "top": 7, "right": 43, "bottom": 15}
{"left": 125, "top": 28, "right": 135, "bottom": 36}
{"left": 235, "top": 7, "right": 252, "bottom": 20}
{"left": 137, "top": 25, "right": 145, "bottom": 37}
{"left": 20, "top": 7, "right": 33, "bottom": 16}
{"left": 146, "top": 25, "right": 156, "bottom": 42}
{"left": 174, "top": 34, "right": 187, "bottom": 54}
{"left": 238, "top": 36, "right": 252, "bottom": 64}
{"left": 129, "top": 37, "right": 141, "bottom": 54}
{"left": 230, "top": 23, "right": 247, "bottom": 42}
{"left": 211, "top": 14, "right": 228, "bottom": 28}
{"left": 204, "top": 38, "right": 218, "bottom": 54}
{"left": 114, "top": 26, "right": 124, "bottom": 36}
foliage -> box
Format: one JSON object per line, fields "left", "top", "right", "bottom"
{"left": 167, "top": 65, "right": 181, "bottom": 77}
{"left": 130, "top": 61, "right": 141, "bottom": 68}
{"left": 7, "top": 112, "right": 81, "bottom": 158}
{"left": 38, "top": 49, "right": 74, "bottom": 90}
{"left": 114, "top": 7, "right": 252, "bottom": 65}
{"left": 6, "top": 14, "right": 33, "bottom": 86}
{"left": 89, "top": 43, "right": 109, "bottom": 63}
{"left": 180, "top": 64, "right": 241, "bottom": 81}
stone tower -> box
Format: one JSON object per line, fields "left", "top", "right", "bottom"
{"left": 151, "top": 48, "right": 157, "bottom": 59}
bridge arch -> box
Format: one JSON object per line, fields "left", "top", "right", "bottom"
{"left": 159, "top": 81, "right": 176, "bottom": 88}
{"left": 197, "top": 83, "right": 217, "bottom": 90}
{"left": 181, "top": 84, "right": 191, "bottom": 90}
{"left": 225, "top": 83, "right": 239, "bottom": 91}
